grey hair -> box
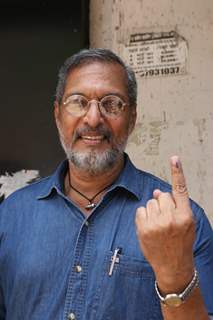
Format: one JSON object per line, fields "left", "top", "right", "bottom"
{"left": 55, "top": 48, "right": 137, "bottom": 106}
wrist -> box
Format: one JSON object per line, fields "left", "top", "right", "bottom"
{"left": 155, "top": 268, "right": 199, "bottom": 307}
{"left": 155, "top": 266, "right": 195, "bottom": 295}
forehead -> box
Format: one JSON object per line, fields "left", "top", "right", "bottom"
{"left": 63, "top": 62, "right": 128, "bottom": 98}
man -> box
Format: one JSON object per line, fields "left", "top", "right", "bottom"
{"left": 0, "top": 48, "right": 212, "bottom": 320}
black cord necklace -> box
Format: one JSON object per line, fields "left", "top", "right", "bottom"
{"left": 68, "top": 173, "right": 113, "bottom": 210}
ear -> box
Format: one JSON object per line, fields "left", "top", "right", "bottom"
{"left": 128, "top": 105, "right": 137, "bottom": 135}
{"left": 54, "top": 100, "right": 60, "bottom": 121}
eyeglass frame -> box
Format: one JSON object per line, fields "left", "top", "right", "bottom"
{"left": 62, "top": 94, "right": 129, "bottom": 118}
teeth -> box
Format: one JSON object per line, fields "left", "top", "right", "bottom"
{"left": 82, "top": 136, "right": 103, "bottom": 140}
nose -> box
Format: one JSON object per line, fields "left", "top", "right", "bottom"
{"left": 82, "top": 100, "right": 104, "bottom": 128}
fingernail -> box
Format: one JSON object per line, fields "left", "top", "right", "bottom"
{"left": 153, "top": 189, "right": 161, "bottom": 199}
{"left": 175, "top": 160, "right": 180, "bottom": 169}
{"left": 171, "top": 155, "right": 181, "bottom": 168}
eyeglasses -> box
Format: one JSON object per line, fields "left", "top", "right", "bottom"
{"left": 63, "top": 94, "right": 127, "bottom": 118}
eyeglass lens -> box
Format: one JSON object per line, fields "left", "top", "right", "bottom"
{"left": 64, "top": 95, "right": 125, "bottom": 117}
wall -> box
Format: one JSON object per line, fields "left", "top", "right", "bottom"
{"left": 0, "top": 1, "right": 89, "bottom": 202}
{"left": 90, "top": 0, "right": 213, "bottom": 224}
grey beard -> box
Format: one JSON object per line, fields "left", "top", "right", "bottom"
{"left": 56, "top": 122, "right": 127, "bottom": 175}
{"left": 66, "top": 148, "right": 123, "bottom": 175}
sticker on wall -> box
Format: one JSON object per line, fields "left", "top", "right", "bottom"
{"left": 123, "top": 31, "right": 188, "bottom": 78}
{"left": 0, "top": 170, "right": 39, "bottom": 202}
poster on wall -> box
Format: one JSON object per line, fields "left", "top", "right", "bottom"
{"left": 123, "top": 31, "right": 188, "bottom": 78}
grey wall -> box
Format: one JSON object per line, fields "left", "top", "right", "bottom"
{"left": 90, "top": 0, "right": 213, "bottom": 224}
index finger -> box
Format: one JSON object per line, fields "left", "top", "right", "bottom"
{"left": 170, "top": 155, "right": 190, "bottom": 208}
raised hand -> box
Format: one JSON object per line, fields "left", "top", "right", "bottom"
{"left": 135, "top": 156, "right": 196, "bottom": 294}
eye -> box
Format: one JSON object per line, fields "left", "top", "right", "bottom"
{"left": 101, "top": 96, "right": 124, "bottom": 114}
{"left": 65, "top": 95, "right": 88, "bottom": 109}
{"left": 77, "top": 96, "right": 88, "bottom": 108}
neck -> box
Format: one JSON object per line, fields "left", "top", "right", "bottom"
{"left": 69, "top": 154, "right": 124, "bottom": 191}
{"left": 65, "top": 154, "right": 125, "bottom": 213}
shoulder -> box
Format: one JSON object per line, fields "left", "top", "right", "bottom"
{"left": 139, "top": 169, "right": 172, "bottom": 192}
{"left": 123, "top": 155, "right": 172, "bottom": 200}
{"left": 0, "top": 176, "right": 52, "bottom": 212}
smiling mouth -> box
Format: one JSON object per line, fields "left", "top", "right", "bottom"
{"left": 82, "top": 135, "right": 104, "bottom": 140}
{"left": 81, "top": 135, "right": 106, "bottom": 145}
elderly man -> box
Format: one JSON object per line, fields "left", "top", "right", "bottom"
{"left": 0, "top": 49, "right": 212, "bottom": 320}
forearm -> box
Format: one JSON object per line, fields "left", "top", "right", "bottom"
{"left": 161, "top": 287, "right": 209, "bottom": 320}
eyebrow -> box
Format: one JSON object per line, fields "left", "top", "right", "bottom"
{"left": 64, "top": 92, "right": 127, "bottom": 101}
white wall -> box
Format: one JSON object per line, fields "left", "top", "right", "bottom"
{"left": 90, "top": 0, "right": 213, "bottom": 225}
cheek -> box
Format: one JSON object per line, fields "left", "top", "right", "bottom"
{"left": 113, "top": 115, "right": 133, "bottom": 135}
{"left": 109, "top": 120, "right": 130, "bottom": 144}
{"left": 57, "top": 114, "right": 78, "bottom": 137}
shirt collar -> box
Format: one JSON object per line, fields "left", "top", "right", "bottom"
{"left": 37, "top": 154, "right": 142, "bottom": 201}
{"left": 37, "top": 161, "right": 68, "bottom": 200}
{"left": 111, "top": 153, "right": 142, "bottom": 200}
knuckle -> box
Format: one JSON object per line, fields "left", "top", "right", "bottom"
{"left": 174, "top": 183, "right": 188, "bottom": 194}
{"left": 136, "top": 206, "right": 145, "bottom": 216}
{"left": 147, "top": 199, "right": 155, "bottom": 207}
{"left": 165, "top": 191, "right": 171, "bottom": 197}
{"left": 158, "top": 192, "right": 175, "bottom": 210}
{"left": 163, "top": 191, "right": 171, "bottom": 197}
{"left": 135, "top": 207, "right": 146, "bottom": 223}
{"left": 175, "top": 213, "right": 195, "bottom": 232}
{"left": 160, "top": 218, "right": 175, "bottom": 231}
{"left": 182, "top": 214, "right": 195, "bottom": 228}
{"left": 160, "top": 192, "right": 171, "bottom": 204}
{"left": 159, "top": 192, "right": 171, "bottom": 200}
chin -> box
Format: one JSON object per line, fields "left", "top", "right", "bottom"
{"left": 66, "top": 148, "right": 123, "bottom": 174}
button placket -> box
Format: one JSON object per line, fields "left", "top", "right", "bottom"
{"left": 63, "top": 221, "right": 93, "bottom": 320}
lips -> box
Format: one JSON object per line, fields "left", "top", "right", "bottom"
{"left": 81, "top": 135, "right": 105, "bottom": 145}
{"left": 81, "top": 135, "right": 104, "bottom": 140}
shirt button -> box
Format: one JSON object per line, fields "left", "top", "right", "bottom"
{"left": 75, "top": 265, "right": 82, "bottom": 273}
{"left": 68, "top": 313, "right": 76, "bottom": 320}
{"left": 85, "top": 221, "right": 89, "bottom": 227}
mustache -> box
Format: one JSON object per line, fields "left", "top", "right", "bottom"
{"left": 72, "top": 125, "right": 112, "bottom": 142}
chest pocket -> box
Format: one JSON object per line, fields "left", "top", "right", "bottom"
{"left": 92, "top": 251, "right": 163, "bottom": 320}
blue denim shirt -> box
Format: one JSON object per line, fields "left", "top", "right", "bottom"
{"left": 0, "top": 155, "right": 213, "bottom": 320}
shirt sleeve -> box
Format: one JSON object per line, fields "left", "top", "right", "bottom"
{"left": 192, "top": 205, "right": 213, "bottom": 315}
{"left": 0, "top": 269, "right": 5, "bottom": 320}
